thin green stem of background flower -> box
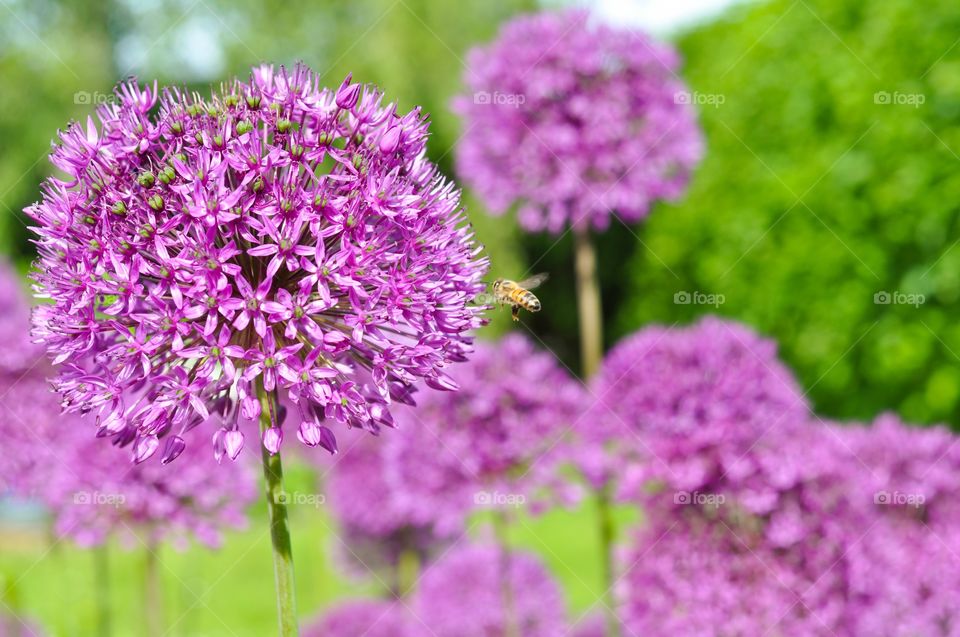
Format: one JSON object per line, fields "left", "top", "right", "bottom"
{"left": 574, "top": 226, "right": 619, "bottom": 637}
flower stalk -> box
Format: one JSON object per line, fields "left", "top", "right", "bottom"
{"left": 492, "top": 509, "right": 520, "bottom": 637}
{"left": 573, "top": 227, "right": 603, "bottom": 378}
{"left": 573, "top": 226, "right": 619, "bottom": 637}
{"left": 258, "top": 379, "right": 299, "bottom": 636}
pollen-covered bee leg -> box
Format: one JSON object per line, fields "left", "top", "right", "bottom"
{"left": 511, "top": 305, "right": 520, "bottom": 321}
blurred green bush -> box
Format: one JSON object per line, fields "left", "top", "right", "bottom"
{"left": 614, "top": 0, "right": 960, "bottom": 426}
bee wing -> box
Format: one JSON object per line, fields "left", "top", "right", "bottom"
{"left": 516, "top": 273, "right": 549, "bottom": 291}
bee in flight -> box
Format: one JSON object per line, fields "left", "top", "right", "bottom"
{"left": 491, "top": 273, "right": 548, "bottom": 321}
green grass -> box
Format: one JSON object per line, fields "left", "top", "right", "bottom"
{"left": 1, "top": 464, "right": 634, "bottom": 636}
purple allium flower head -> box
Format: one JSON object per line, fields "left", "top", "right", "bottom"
{"left": 840, "top": 414, "right": 960, "bottom": 635}
{"left": 27, "top": 63, "right": 488, "bottom": 463}
{"left": 842, "top": 413, "right": 960, "bottom": 530}
{"left": 621, "top": 413, "right": 960, "bottom": 635}
{"left": 0, "top": 261, "right": 43, "bottom": 373}
{"left": 303, "top": 600, "right": 414, "bottom": 637}
{"left": 579, "top": 317, "right": 810, "bottom": 494}
{"left": 620, "top": 515, "right": 844, "bottom": 636}
{"left": 454, "top": 9, "right": 703, "bottom": 234}
{"left": 34, "top": 417, "right": 258, "bottom": 548}
{"left": 413, "top": 544, "right": 566, "bottom": 637}
{"left": 324, "top": 431, "right": 455, "bottom": 579}
{"left": 0, "top": 261, "right": 68, "bottom": 491}
{"left": 381, "top": 334, "right": 584, "bottom": 528}
{"left": 324, "top": 335, "right": 583, "bottom": 550}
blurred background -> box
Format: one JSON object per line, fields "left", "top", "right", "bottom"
{"left": 2, "top": 0, "right": 959, "bottom": 633}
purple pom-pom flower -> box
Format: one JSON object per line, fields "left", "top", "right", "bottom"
{"left": 303, "top": 600, "right": 414, "bottom": 637}
{"left": 27, "top": 63, "right": 488, "bottom": 463}
{"left": 454, "top": 10, "right": 703, "bottom": 234}
{"left": 413, "top": 544, "right": 566, "bottom": 637}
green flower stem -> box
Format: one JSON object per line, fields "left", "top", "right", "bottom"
{"left": 492, "top": 510, "right": 520, "bottom": 637}
{"left": 573, "top": 227, "right": 620, "bottom": 637}
{"left": 394, "top": 547, "right": 420, "bottom": 599}
{"left": 257, "top": 379, "right": 299, "bottom": 636}
{"left": 597, "top": 485, "right": 619, "bottom": 637}
{"left": 573, "top": 227, "right": 603, "bottom": 378}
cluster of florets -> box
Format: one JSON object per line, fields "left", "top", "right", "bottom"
{"left": 324, "top": 335, "right": 584, "bottom": 548}
{"left": 620, "top": 414, "right": 960, "bottom": 635}
{"left": 578, "top": 317, "right": 810, "bottom": 497}
{"left": 27, "top": 63, "right": 488, "bottom": 464}
{"left": 455, "top": 9, "right": 703, "bottom": 233}
{"left": 305, "top": 544, "right": 566, "bottom": 637}
{"left": 39, "top": 422, "right": 258, "bottom": 548}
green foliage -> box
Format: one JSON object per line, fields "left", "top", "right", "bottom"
{"left": 616, "top": 0, "right": 960, "bottom": 425}
{"left": 0, "top": 2, "right": 114, "bottom": 262}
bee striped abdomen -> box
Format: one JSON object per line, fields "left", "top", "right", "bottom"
{"left": 511, "top": 288, "right": 541, "bottom": 312}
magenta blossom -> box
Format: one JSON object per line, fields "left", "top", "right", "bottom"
{"left": 621, "top": 515, "right": 844, "bottom": 636}
{"left": 578, "top": 317, "right": 810, "bottom": 495}
{"left": 322, "top": 335, "right": 583, "bottom": 561}
{"left": 31, "top": 409, "right": 258, "bottom": 548}
{"left": 378, "top": 334, "right": 584, "bottom": 534}
{"left": 303, "top": 600, "right": 414, "bottom": 637}
{"left": 27, "top": 63, "right": 488, "bottom": 463}
{"left": 621, "top": 413, "right": 960, "bottom": 635}
{"left": 324, "top": 430, "right": 456, "bottom": 581}
{"left": 454, "top": 9, "right": 703, "bottom": 234}
{"left": 413, "top": 544, "right": 566, "bottom": 637}
{"left": 0, "top": 261, "right": 43, "bottom": 373}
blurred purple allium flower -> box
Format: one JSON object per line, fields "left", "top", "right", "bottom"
{"left": 454, "top": 9, "right": 703, "bottom": 234}
{"left": 621, "top": 413, "right": 960, "bottom": 635}
{"left": 303, "top": 600, "right": 414, "bottom": 637}
{"left": 0, "top": 262, "right": 43, "bottom": 373}
{"left": 413, "top": 544, "right": 566, "bottom": 637}
{"left": 843, "top": 413, "right": 960, "bottom": 530}
{"left": 35, "top": 421, "right": 257, "bottom": 548}
{"left": 0, "top": 262, "right": 256, "bottom": 547}
{"left": 324, "top": 431, "right": 455, "bottom": 580}
{"left": 0, "top": 615, "right": 45, "bottom": 637}
{"left": 840, "top": 414, "right": 960, "bottom": 635}
{"left": 27, "top": 63, "right": 488, "bottom": 463}
{"left": 324, "top": 335, "right": 582, "bottom": 578}
{"left": 579, "top": 317, "right": 810, "bottom": 495}
{"left": 620, "top": 515, "right": 844, "bottom": 636}
{"left": 384, "top": 335, "right": 585, "bottom": 520}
